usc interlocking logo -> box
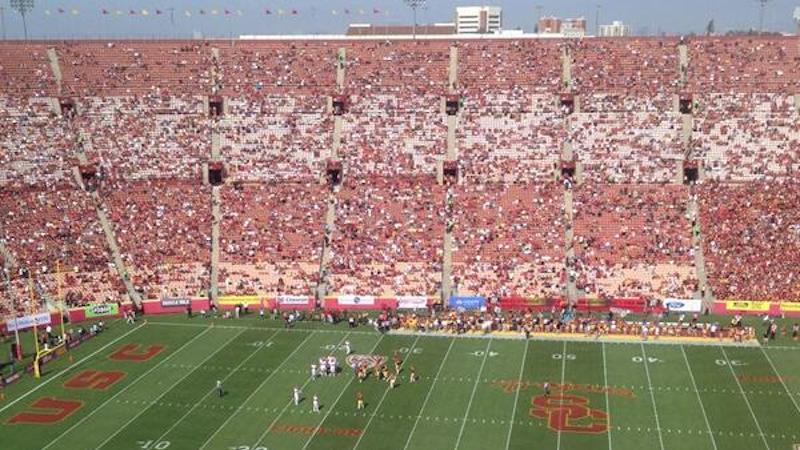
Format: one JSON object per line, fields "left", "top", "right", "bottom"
{"left": 530, "top": 394, "right": 609, "bottom": 434}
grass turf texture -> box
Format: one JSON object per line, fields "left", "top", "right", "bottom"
{"left": 0, "top": 314, "right": 799, "bottom": 450}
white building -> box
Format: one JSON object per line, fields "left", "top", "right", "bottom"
{"left": 599, "top": 20, "right": 632, "bottom": 37}
{"left": 455, "top": 6, "right": 502, "bottom": 34}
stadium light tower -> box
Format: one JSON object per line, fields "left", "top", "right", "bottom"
{"left": 756, "top": 0, "right": 771, "bottom": 33}
{"left": 10, "top": 0, "right": 34, "bottom": 40}
{"left": 794, "top": 6, "right": 800, "bottom": 35}
{"left": 595, "top": 4, "right": 602, "bottom": 36}
{"left": 404, "top": 0, "right": 426, "bottom": 39}
{"left": 1, "top": 6, "right": 6, "bottom": 40}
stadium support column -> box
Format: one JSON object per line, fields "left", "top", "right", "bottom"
{"left": 315, "top": 48, "right": 347, "bottom": 300}
{"left": 71, "top": 136, "right": 142, "bottom": 306}
{"left": 688, "top": 196, "right": 714, "bottom": 307}
{"left": 441, "top": 45, "right": 459, "bottom": 302}
{"left": 210, "top": 187, "right": 221, "bottom": 307}
{"left": 563, "top": 179, "right": 578, "bottom": 304}
{"left": 46, "top": 48, "right": 62, "bottom": 94}
{"left": 561, "top": 44, "right": 573, "bottom": 91}
{"left": 0, "top": 241, "right": 17, "bottom": 270}
{"left": 331, "top": 48, "right": 346, "bottom": 159}
{"left": 209, "top": 119, "right": 222, "bottom": 308}
{"left": 560, "top": 42, "right": 578, "bottom": 304}
{"left": 677, "top": 42, "right": 689, "bottom": 89}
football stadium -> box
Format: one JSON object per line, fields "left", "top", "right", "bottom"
{"left": 1, "top": 1, "right": 800, "bottom": 449}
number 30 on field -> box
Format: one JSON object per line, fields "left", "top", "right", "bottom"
{"left": 228, "top": 446, "right": 267, "bottom": 450}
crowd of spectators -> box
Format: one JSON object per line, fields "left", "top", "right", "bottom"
{"left": 100, "top": 179, "right": 211, "bottom": 299}
{"left": 220, "top": 182, "right": 327, "bottom": 296}
{"left": 457, "top": 93, "right": 563, "bottom": 182}
{"left": 76, "top": 94, "right": 209, "bottom": 180}
{"left": 57, "top": 41, "right": 216, "bottom": 96}
{"left": 688, "top": 37, "right": 800, "bottom": 93}
{"left": 692, "top": 93, "right": 799, "bottom": 181}
{"left": 218, "top": 41, "right": 336, "bottom": 96}
{"left": 341, "top": 91, "right": 446, "bottom": 177}
{"left": 572, "top": 38, "right": 680, "bottom": 94}
{"left": 457, "top": 39, "right": 561, "bottom": 92}
{"left": 0, "top": 43, "right": 56, "bottom": 97}
{"left": 699, "top": 180, "right": 800, "bottom": 301}
{"left": 452, "top": 182, "right": 564, "bottom": 299}
{"left": 329, "top": 176, "right": 444, "bottom": 296}
{"left": 221, "top": 95, "right": 331, "bottom": 181}
{"left": 346, "top": 40, "right": 449, "bottom": 93}
{"left": 571, "top": 94, "right": 683, "bottom": 183}
{"left": 573, "top": 184, "right": 697, "bottom": 299}
{"left": 394, "top": 308, "right": 754, "bottom": 341}
{"left": 1, "top": 36, "right": 800, "bottom": 317}
{"left": 0, "top": 185, "right": 121, "bottom": 306}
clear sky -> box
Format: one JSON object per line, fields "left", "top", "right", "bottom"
{"left": 0, "top": 0, "right": 797, "bottom": 39}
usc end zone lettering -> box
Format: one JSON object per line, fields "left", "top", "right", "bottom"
{"left": 530, "top": 394, "right": 609, "bottom": 434}
{"left": 8, "top": 397, "right": 83, "bottom": 424}
{"left": 109, "top": 343, "right": 165, "bottom": 361}
{"left": 64, "top": 369, "right": 127, "bottom": 390}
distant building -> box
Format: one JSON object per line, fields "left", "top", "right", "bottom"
{"left": 346, "top": 23, "right": 456, "bottom": 36}
{"left": 537, "top": 16, "right": 586, "bottom": 37}
{"left": 599, "top": 20, "right": 632, "bottom": 37}
{"left": 537, "top": 16, "right": 561, "bottom": 34}
{"left": 455, "top": 6, "right": 502, "bottom": 34}
{"left": 561, "top": 17, "right": 587, "bottom": 37}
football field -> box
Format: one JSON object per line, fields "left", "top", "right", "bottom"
{"left": 1, "top": 315, "right": 800, "bottom": 450}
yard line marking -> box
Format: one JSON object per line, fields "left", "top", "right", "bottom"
{"left": 680, "top": 345, "right": 718, "bottom": 450}
{"left": 720, "top": 347, "right": 771, "bottom": 450}
{"left": 556, "top": 340, "right": 567, "bottom": 450}
{"left": 41, "top": 325, "right": 213, "bottom": 450}
{"left": 758, "top": 345, "right": 800, "bottom": 415}
{"left": 454, "top": 339, "right": 492, "bottom": 450}
{"left": 504, "top": 338, "right": 529, "bottom": 450}
{"left": 352, "top": 336, "right": 422, "bottom": 450}
{"left": 146, "top": 319, "right": 376, "bottom": 335}
{"left": 244, "top": 331, "right": 352, "bottom": 448}
{"left": 0, "top": 320, "right": 146, "bottom": 415}
{"left": 92, "top": 328, "right": 246, "bottom": 450}
{"left": 196, "top": 331, "right": 316, "bottom": 450}
{"left": 152, "top": 329, "right": 282, "bottom": 445}
{"left": 641, "top": 344, "right": 665, "bottom": 450}
{"left": 602, "top": 342, "right": 614, "bottom": 450}
{"left": 298, "top": 334, "right": 385, "bottom": 450}
{"left": 402, "top": 338, "right": 455, "bottom": 450}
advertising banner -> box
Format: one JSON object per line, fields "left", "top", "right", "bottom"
{"left": 664, "top": 299, "right": 703, "bottom": 313}
{"left": 779, "top": 303, "right": 800, "bottom": 313}
{"left": 726, "top": 301, "right": 771, "bottom": 312}
{"left": 277, "top": 295, "right": 312, "bottom": 306}
{"left": 218, "top": 295, "right": 262, "bottom": 305}
{"left": 397, "top": 296, "right": 429, "bottom": 309}
{"left": 84, "top": 303, "right": 119, "bottom": 318}
{"left": 338, "top": 295, "right": 376, "bottom": 306}
{"left": 161, "top": 297, "right": 191, "bottom": 308}
{"left": 449, "top": 296, "right": 486, "bottom": 310}
{"left": 5, "top": 312, "right": 51, "bottom": 332}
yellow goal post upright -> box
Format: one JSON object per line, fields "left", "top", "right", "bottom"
{"left": 30, "top": 266, "right": 67, "bottom": 379}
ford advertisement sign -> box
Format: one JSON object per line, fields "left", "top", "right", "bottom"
{"left": 664, "top": 299, "right": 702, "bottom": 313}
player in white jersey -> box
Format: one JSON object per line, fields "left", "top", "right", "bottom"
{"left": 312, "top": 395, "right": 320, "bottom": 413}
{"left": 293, "top": 387, "right": 302, "bottom": 406}
{"left": 311, "top": 363, "right": 318, "bottom": 379}
{"left": 343, "top": 340, "right": 352, "bottom": 355}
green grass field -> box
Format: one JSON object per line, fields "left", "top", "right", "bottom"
{"left": 1, "top": 314, "right": 800, "bottom": 450}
